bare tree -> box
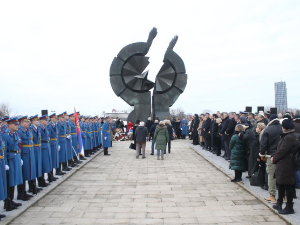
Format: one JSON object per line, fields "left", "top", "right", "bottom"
{"left": 201, "top": 109, "right": 212, "bottom": 114}
{"left": 170, "top": 107, "right": 185, "bottom": 119}
{"left": 0, "top": 101, "right": 13, "bottom": 117}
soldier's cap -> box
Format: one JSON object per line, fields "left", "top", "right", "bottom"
{"left": 19, "top": 115, "right": 30, "bottom": 122}
{"left": 101, "top": 117, "right": 104, "bottom": 119}
{"left": 30, "top": 115, "right": 39, "bottom": 121}
{"left": 69, "top": 113, "right": 74, "bottom": 117}
{"left": 76, "top": 111, "right": 80, "bottom": 114}
{"left": 39, "top": 115, "right": 48, "bottom": 120}
{"left": 105, "top": 116, "right": 110, "bottom": 119}
{"left": 3, "top": 116, "right": 9, "bottom": 122}
{"left": 49, "top": 113, "right": 57, "bottom": 118}
{"left": 63, "top": 111, "right": 68, "bottom": 116}
{"left": 57, "top": 112, "right": 64, "bottom": 117}
{"left": 239, "top": 111, "right": 247, "bottom": 115}
{"left": 7, "top": 117, "right": 19, "bottom": 124}
{"left": 79, "top": 115, "right": 84, "bottom": 119}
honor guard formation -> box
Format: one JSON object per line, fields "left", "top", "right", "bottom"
{"left": 0, "top": 113, "right": 113, "bottom": 219}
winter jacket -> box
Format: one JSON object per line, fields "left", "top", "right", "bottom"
{"left": 146, "top": 120, "right": 154, "bottom": 132}
{"left": 239, "top": 127, "right": 255, "bottom": 155}
{"left": 135, "top": 126, "right": 148, "bottom": 142}
{"left": 273, "top": 130, "right": 298, "bottom": 184}
{"left": 226, "top": 118, "right": 237, "bottom": 136}
{"left": 166, "top": 124, "right": 173, "bottom": 140}
{"left": 294, "top": 118, "right": 300, "bottom": 134}
{"left": 259, "top": 119, "right": 282, "bottom": 157}
{"left": 229, "top": 133, "right": 246, "bottom": 171}
{"left": 149, "top": 123, "right": 158, "bottom": 138}
{"left": 153, "top": 125, "right": 169, "bottom": 150}
{"left": 219, "top": 117, "right": 229, "bottom": 134}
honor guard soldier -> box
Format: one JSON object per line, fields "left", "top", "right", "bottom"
{"left": 57, "top": 113, "right": 71, "bottom": 172}
{"left": 0, "top": 125, "right": 8, "bottom": 219}
{"left": 64, "top": 112, "right": 76, "bottom": 168}
{"left": 47, "top": 113, "right": 61, "bottom": 177}
{"left": 180, "top": 117, "right": 188, "bottom": 139}
{"left": 2, "top": 118, "right": 23, "bottom": 211}
{"left": 38, "top": 115, "right": 53, "bottom": 186}
{"left": 1, "top": 116, "right": 9, "bottom": 134}
{"left": 29, "top": 115, "right": 44, "bottom": 191}
{"left": 17, "top": 116, "right": 35, "bottom": 200}
{"left": 85, "top": 117, "right": 92, "bottom": 157}
{"left": 91, "top": 117, "right": 97, "bottom": 154}
{"left": 79, "top": 116, "right": 87, "bottom": 160}
{"left": 102, "top": 116, "right": 111, "bottom": 156}
{"left": 69, "top": 113, "right": 81, "bottom": 164}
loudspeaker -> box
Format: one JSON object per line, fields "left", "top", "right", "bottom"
{"left": 270, "top": 108, "right": 277, "bottom": 115}
{"left": 41, "top": 110, "right": 48, "bottom": 116}
{"left": 245, "top": 107, "right": 252, "bottom": 113}
{"left": 257, "top": 106, "right": 264, "bottom": 112}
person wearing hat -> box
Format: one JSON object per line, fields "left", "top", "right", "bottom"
{"left": 38, "top": 115, "right": 53, "bottom": 187}
{"left": 28, "top": 115, "right": 44, "bottom": 192}
{"left": 102, "top": 116, "right": 111, "bottom": 156}
{"left": 84, "top": 117, "right": 92, "bottom": 157}
{"left": 16, "top": 116, "right": 35, "bottom": 201}
{"left": 259, "top": 117, "right": 282, "bottom": 204}
{"left": 1, "top": 116, "right": 9, "bottom": 134}
{"left": 64, "top": 113, "right": 76, "bottom": 168}
{"left": 69, "top": 113, "right": 81, "bottom": 164}
{"left": 0, "top": 123, "right": 8, "bottom": 218}
{"left": 2, "top": 118, "right": 23, "bottom": 211}
{"left": 47, "top": 113, "right": 62, "bottom": 177}
{"left": 57, "top": 113, "right": 71, "bottom": 172}
{"left": 272, "top": 119, "right": 298, "bottom": 214}
{"left": 91, "top": 117, "right": 97, "bottom": 154}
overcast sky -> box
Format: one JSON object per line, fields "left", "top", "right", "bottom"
{"left": 0, "top": 1, "right": 299, "bottom": 117}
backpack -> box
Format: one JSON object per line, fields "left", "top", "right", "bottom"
{"left": 291, "top": 133, "right": 300, "bottom": 171}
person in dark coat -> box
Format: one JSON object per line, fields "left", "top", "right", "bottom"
{"left": 293, "top": 115, "right": 300, "bottom": 192}
{"left": 149, "top": 120, "right": 159, "bottom": 155}
{"left": 229, "top": 124, "right": 246, "bottom": 182}
{"left": 203, "top": 113, "right": 211, "bottom": 149}
{"left": 145, "top": 117, "right": 153, "bottom": 141}
{"left": 259, "top": 118, "right": 283, "bottom": 204}
{"left": 239, "top": 123, "right": 255, "bottom": 178}
{"left": 272, "top": 119, "right": 298, "bottom": 214}
{"left": 215, "top": 118, "right": 222, "bottom": 156}
{"left": 219, "top": 112, "right": 229, "bottom": 159}
{"left": 209, "top": 114, "right": 216, "bottom": 152}
{"left": 164, "top": 120, "right": 173, "bottom": 154}
{"left": 192, "top": 114, "right": 200, "bottom": 145}
{"left": 132, "top": 119, "right": 140, "bottom": 152}
{"left": 135, "top": 122, "right": 148, "bottom": 159}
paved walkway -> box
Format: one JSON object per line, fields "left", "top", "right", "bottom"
{"left": 8, "top": 140, "right": 287, "bottom": 224}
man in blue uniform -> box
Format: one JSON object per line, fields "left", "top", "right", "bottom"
{"left": 0, "top": 120, "right": 8, "bottom": 218}
{"left": 47, "top": 113, "right": 61, "bottom": 178}
{"left": 64, "top": 112, "right": 76, "bottom": 168}
{"left": 57, "top": 113, "right": 71, "bottom": 172}
{"left": 29, "top": 115, "right": 44, "bottom": 191}
{"left": 85, "top": 117, "right": 92, "bottom": 157}
{"left": 17, "top": 116, "right": 35, "bottom": 201}
{"left": 102, "top": 116, "right": 111, "bottom": 156}
{"left": 2, "top": 118, "right": 23, "bottom": 211}
{"left": 38, "top": 115, "right": 52, "bottom": 187}
{"left": 1, "top": 116, "right": 9, "bottom": 134}
{"left": 69, "top": 113, "right": 81, "bottom": 164}
{"left": 180, "top": 117, "right": 188, "bottom": 139}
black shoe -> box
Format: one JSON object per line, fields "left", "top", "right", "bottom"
{"left": 37, "top": 187, "right": 43, "bottom": 193}
{"left": 38, "top": 182, "right": 49, "bottom": 188}
{"left": 56, "top": 171, "right": 66, "bottom": 176}
{"left": 273, "top": 201, "right": 283, "bottom": 211}
{"left": 142, "top": 157, "right": 146, "bottom": 159}
{"left": 150, "top": 153, "right": 154, "bottom": 155}
{"left": 279, "top": 203, "right": 295, "bottom": 214}
{"left": 62, "top": 167, "right": 72, "bottom": 171}
{"left": 293, "top": 193, "right": 297, "bottom": 199}
{"left": 230, "top": 179, "right": 236, "bottom": 182}
{"left": 139, "top": 153, "right": 142, "bottom": 155}
{"left": 52, "top": 176, "right": 58, "bottom": 181}
{"left": 80, "top": 157, "right": 86, "bottom": 160}
{"left": 11, "top": 201, "right": 22, "bottom": 207}
{"left": 104, "top": 154, "right": 111, "bottom": 156}
{"left": 0, "top": 214, "right": 6, "bottom": 219}
{"left": 85, "top": 154, "right": 91, "bottom": 157}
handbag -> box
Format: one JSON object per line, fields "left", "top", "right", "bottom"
{"left": 250, "top": 162, "right": 265, "bottom": 187}
{"left": 129, "top": 143, "right": 136, "bottom": 150}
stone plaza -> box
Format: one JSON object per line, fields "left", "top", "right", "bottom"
{"left": 3, "top": 140, "right": 289, "bottom": 224}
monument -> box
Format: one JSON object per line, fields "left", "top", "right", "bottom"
{"left": 109, "top": 27, "right": 187, "bottom": 123}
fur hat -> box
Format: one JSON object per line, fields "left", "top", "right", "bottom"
{"left": 269, "top": 114, "right": 278, "bottom": 121}
{"left": 282, "top": 119, "right": 295, "bottom": 130}
{"left": 159, "top": 121, "right": 165, "bottom": 125}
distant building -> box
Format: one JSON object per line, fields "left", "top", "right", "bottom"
{"left": 274, "top": 81, "right": 287, "bottom": 113}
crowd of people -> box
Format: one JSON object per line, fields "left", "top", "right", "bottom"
{"left": 0, "top": 113, "right": 114, "bottom": 219}
{"left": 188, "top": 110, "right": 300, "bottom": 215}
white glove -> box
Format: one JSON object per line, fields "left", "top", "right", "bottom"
{"left": 67, "top": 135, "right": 71, "bottom": 139}
{"left": 5, "top": 165, "right": 9, "bottom": 170}
{"left": 104, "top": 137, "right": 107, "bottom": 140}
{"left": 21, "top": 159, "right": 23, "bottom": 166}
{"left": 58, "top": 145, "right": 61, "bottom": 151}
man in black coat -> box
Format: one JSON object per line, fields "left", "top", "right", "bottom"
{"left": 203, "top": 113, "right": 211, "bottom": 149}
{"left": 219, "top": 112, "right": 229, "bottom": 159}
{"left": 149, "top": 120, "right": 159, "bottom": 155}
{"left": 145, "top": 117, "right": 154, "bottom": 141}
{"left": 192, "top": 114, "right": 200, "bottom": 145}
{"left": 209, "top": 114, "right": 216, "bottom": 152}
{"left": 165, "top": 120, "right": 173, "bottom": 154}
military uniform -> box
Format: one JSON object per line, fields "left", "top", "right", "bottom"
{"left": 0, "top": 133, "right": 8, "bottom": 218}
{"left": 102, "top": 117, "right": 112, "bottom": 155}
{"left": 85, "top": 118, "right": 92, "bottom": 156}
{"left": 69, "top": 113, "right": 79, "bottom": 164}
{"left": 2, "top": 118, "right": 23, "bottom": 211}
{"left": 1, "top": 116, "right": 9, "bottom": 134}
{"left": 180, "top": 119, "right": 188, "bottom": 139}
{"left": 17, "top": 116, "right": 35, "bottom": 200}
{"left": 57, "top": 113, "right": 71, "bottom": 172}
